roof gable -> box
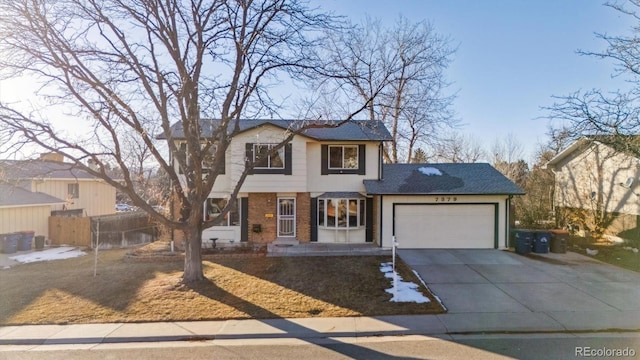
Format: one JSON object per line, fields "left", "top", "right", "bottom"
{"left": 547, "top": 136, "right": 640, "bottom": 169}
{"left": 364, "top": 163, "right": 524, "bottom": 195}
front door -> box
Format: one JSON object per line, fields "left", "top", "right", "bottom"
{"left": 278, "top": 198, "right": 296, "bottom": 237}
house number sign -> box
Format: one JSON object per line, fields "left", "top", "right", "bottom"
{"left": 434, "top": 196, "right": 457, "bottom": 202}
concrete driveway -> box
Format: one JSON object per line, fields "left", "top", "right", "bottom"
{"left": 399, "top": 249, "right": 640, "bottom": 330}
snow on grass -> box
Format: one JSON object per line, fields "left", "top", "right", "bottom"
{"left": 418, "top": 167, "right": 442, "bottom": 176}
{"left": 10, "top": 247, "right": 86, "bottom": 264}
{"left": 379, "top": 262, "right": 430, "bottom": 303}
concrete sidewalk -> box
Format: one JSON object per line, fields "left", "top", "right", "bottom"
{"left": 1, "top": 311, "right": 639, "bottom": 346}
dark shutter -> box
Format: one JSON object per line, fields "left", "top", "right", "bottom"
{"left": 310, "top": 197, "right": 318, "bottom": 242}
{"left": 245, "top": 143, "right": 254, "bottom": 175}
{"left": 284, "top": 143, "right": 292, "bottom": 175}
{"left": 321, "top": 145, "right": 328, "bottom": 175}
{"left": 365, "top": 197, "right": 373, "bottom": 242}
{"left": 358, "top": 144, "right": 366, "bottom": 175}
{"left": 241, "top": 197, "right": 248, "bottom": 242}
{"left": 219, "top": 150, "right": 226, "bottom": 175}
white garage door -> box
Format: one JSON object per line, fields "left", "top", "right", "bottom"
{"left": 394, "top": 204, "right": 496, "bottom": 249}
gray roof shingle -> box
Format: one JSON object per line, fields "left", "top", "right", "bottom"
{"left": 0, "top": 184, "right": 65, "bottom": 207}
{"left": 0, "top": 160, "right": 97, "bottom": 180}
{"left": 364, "top": 163, "right": 525, "bottom": 195}
{"left": 158, "top": 119, "right": 392, "bottom": 141}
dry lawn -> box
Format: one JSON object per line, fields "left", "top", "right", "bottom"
{"left": 0, "top": 248, "right": 444, "bottom": 325}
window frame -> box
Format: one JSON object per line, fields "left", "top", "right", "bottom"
{"left": 320, "top": 144, "right": 366, "bottom": 175}
{"left": 253, "top": 143, "right": 285, "bottom": 169}
{"left": 328, "top": 145, "right": 359, "bottom": 170}
{"left": 317, "top": 198, "right": 365, "bottom": 230}
{"left": 175, "top": 141, "right": 224, "bottom": 175}
{"left": 67, "top": 183, "right": 79, "bottom": 199}
{"left": 204, "top": 198, "right": 240, "bottom": 227}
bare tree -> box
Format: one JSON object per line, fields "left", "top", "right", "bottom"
{"left": 491, "top": 133, "right": 528, "bottom": 187}
{"left": 0, "top": 0, "right": 370, "bottom": 283}
{"left": 546, "top": 1, "right": 640, "bottom": 151}
{"left": 316, "top": 15, "right": 458, "bottom": 163}
{"left": 430, "top": 132, "right": 486, "bottom": 163}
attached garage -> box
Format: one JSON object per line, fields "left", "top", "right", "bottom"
{"left": 364, "top": 163, "right": 524, "bottom": 249}
{"left": 393, "top": 203, "right": 496, "bottom": 249}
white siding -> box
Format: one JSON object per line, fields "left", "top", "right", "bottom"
{"left": 379, "top": 195, "right": 509, "bottom": 249}
{"left": 307, "top": 142, "right": 380, "bottom": 193}
{"left": 0, "top": 205, "right": 52, "bottom": 239}
{"left": 553, "top": 142, "right": 640, "bottom": 216}
{"left": 32, "top": 179, "right": 116, "bottom": 216}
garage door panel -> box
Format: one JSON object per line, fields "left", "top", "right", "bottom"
{"left": 394, "top": 204, "right": 495, "bottom": 249}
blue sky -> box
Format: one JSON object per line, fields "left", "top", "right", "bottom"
{"left": 315, "top": 0, "right": 637, "bottom": 161}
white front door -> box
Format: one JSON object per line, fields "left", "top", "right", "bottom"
{"left": 278, "top": 198, "right": 296, "bottom": 237}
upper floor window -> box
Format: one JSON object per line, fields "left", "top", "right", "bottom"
{"left": 176, "top": 142, "right": 224, "bottom": 175}
{"left": 245, "top": 142, "right": 292, "bottom": 175}
{"left": 67, "top": 183, "right": 79, "bottom": 199}
{"left": 329, "top": 145, "right": 358, "bottom": 169}
{"left": 321, "top": 144, "right": 366, "bottom": 175}
{"left": 254, "top": 144, "right": 284, "bottom": 169}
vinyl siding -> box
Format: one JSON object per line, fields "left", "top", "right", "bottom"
{"left": 0, "top": 205, "right": 52, "bottom": 239}
{"left": 554, "top": 142, "right": 640, "bottom": 216}
{"left": 32, "top": 179, "right": 116, "bottom": 216}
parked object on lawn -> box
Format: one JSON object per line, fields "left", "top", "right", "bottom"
{"left": 532, "top": 231, "right": 550, "bottom": 254}
{"left": 512, "top": 229, "right": 533, "bottom": 255}
{"left": 549, "top": 229, "right": 568, "bottom": 253}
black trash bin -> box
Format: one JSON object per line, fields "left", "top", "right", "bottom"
{"left": 549, "top": 229, "right": 568, "bottom": 253}
{"left": 512, "top": 229, "right": 533, "bottom": 254}
{"left": 533, "top": 231, "right": 550, "bottom": 254}
{"left": 35, "top": 235, "right": 45, "bottom": 250}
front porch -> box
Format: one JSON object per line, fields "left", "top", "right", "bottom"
{"left": 266, "top": 242, "right": 390, "bottom": 257}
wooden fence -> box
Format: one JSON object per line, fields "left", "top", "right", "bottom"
{"left": 48, "top": 216, "right": 92, "bottom": 246}
{"left": 49, "top": 211, "right": 157, "bottom": 248}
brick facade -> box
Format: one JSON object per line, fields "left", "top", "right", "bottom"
{"left": 296, "top": 192, "right": 311, "bottom": 242}
{"left": 248, "top": 193, "right": 278, "bottom": 243}
{"left": 247, "top": 192, "right": 311, "bottom": 243}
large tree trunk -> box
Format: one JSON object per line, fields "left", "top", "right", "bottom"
{"left": 182, "top": 221, "right": 204, "bottom": 283}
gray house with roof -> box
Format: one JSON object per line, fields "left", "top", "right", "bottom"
{"left": 163, "top": 119, "right": 523, "bottom": 249}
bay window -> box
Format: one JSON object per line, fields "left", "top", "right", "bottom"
{"left": 318, "top": 198, "right": 365, "bottom": 229}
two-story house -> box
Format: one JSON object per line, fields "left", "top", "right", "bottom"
{"left": 164, "top": 119, "right": 523, "bottom": 249}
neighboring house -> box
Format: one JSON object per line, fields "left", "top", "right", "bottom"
{"left": 547, "top": 137, "right": 640, "bottom": 239}
{"left": 163, "top": 119, "right": 523, "bottom": 249}
{"left": 0, "top": 155, "right": 116, "bottom": 239}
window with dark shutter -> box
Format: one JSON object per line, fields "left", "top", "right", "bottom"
{"left": 321, "top": 144, "right": 366, "bottom": 175}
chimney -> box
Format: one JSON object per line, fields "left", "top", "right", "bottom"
{"left": 40, "top": 153, "right": 64, "bottom": 162}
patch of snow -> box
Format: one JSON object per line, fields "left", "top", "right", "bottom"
{"left": 10, "top": 247, "right": 86, "bottom": 264}
{"left": 379, "top": 262, "right": 430, "bottom": 303}
{"left": 418, "top": 167, "right": 442, "bottom": 176}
